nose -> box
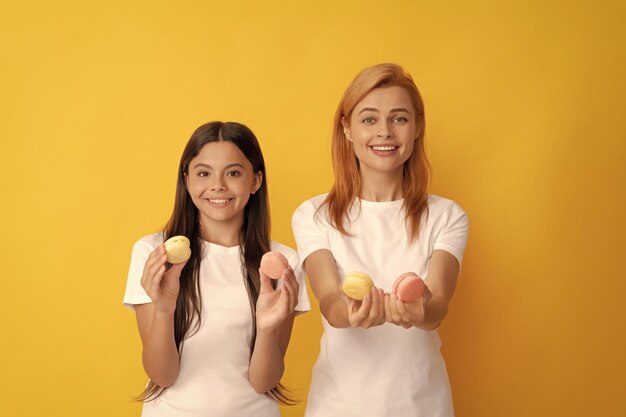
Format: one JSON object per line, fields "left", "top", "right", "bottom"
{"left": 210, "top": 179, "right": 226, "bottom": 192}
{"left": 377, "top": 120, "right": 392, "bottom": 138}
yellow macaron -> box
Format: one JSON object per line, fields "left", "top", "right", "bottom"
{"left": 342, "top": 271, "right": 374, "bottom": 300}
{"left": 164, "top": 235, "right": 191, "bottom": 264}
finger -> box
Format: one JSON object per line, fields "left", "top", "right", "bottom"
{"left": 148, "top": 264, "right": 166, "bottom": 299}
{"left": 259, "top": 268, "right": 273, "bottom": 293}
{"left": 147, "top": 244, "right": 165, "bottom": 262}
{"left": 277, "top": 285, "right": 291, "bottom": 314}
{"left": 368, "top": 288, "right": 381, "bottom": 321}
{"left": 281, "top": 265, "right": 296, "bottom": 283}
{"left": 148, "top": 247, "right": 168, "bottom": 273}
{"left": 281, "top": 268, "right": 298, "bottom": 312}
{"left": 358, "top": 291, "right": 371, "bottom": 315}
{"left": 396, "top": 299, "right": 414, "bottom": 323}
{"left": 358, "top": 292, "right": 373, "bottom": 327}
{"left": 146, "top": 245, "right": 166, "bottom": 271}
{"left": 384, "top": 294, "right": 394, "bottom": 323}
{"left": 281, "top": 267, "right": 298, "bottom": 294}
{"left": 389, "top": 295, "right": 404, "bottom": 324}
{"left": 142, "top": 250, "right": 166, "bottom": 288}
{"left": 146, "top": 255, "right": 167, "bottom": 286}
{"left": 168, "top": 259, "right": 187, "bottom": 274}
{"left": 349, "top": 296, "right": 367, "bottom": 326}
{"left": 376, "top": 288, "right": 385, "bottom": 324}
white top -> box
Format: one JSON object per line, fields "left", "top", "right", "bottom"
{"left": 123, "top": 233, "right": 311, "bottom": 417}
{"left": 292, "top": 194, "right": 469, "bottom": 417}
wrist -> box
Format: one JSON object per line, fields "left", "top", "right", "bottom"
{"left": 255, "top": 322, "right": 279, "bottom": 336}
{"left": 153, "top": 307, "right": 176, "bottom": 319}
{"left": 418, "top": 297, "right": 446, "bottom": 330}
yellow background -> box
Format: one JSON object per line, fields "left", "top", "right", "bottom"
{"left": 1, "top": 0, "right": 624, "bottom": 416}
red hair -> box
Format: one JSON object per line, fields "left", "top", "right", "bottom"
{"left": 322, "top": 63, "right": 430, "bottom": 241}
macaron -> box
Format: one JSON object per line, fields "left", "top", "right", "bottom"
{"left": 392, "top": 272, "right": 425, "bottom": 303}
{"left": 163, "top": 235, "right": 191, "bottom": 264}
{"left": 342, "top": 271, "right": 374, "bottom": 300}
{"left": 260, "top": 251, "right": 289, "bottom": 279}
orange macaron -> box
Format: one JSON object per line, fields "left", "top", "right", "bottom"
{"left": 260, "top": 251, "right": 289, "bottom": 279}
{"left": 392, "top": 272, "right": 425, "bottom": 303}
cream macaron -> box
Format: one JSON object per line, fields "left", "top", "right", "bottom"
{"left": 342, "top": 271, "right": 374, "bottom": 300}
{"left": 164, "top": 235, "right": 191, "bottom": 264}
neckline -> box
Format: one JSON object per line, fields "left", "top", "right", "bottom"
{"left": 358, "top": 197, "right": 404, "bottom": 208}
{"left": 202, "top": 240, "right": 241, "bottom": 255}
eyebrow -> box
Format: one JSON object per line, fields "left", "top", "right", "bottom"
{"left": 191, "top": 162, "right": 245, "bottom": 170}
{"left": 357, "top": 107, "right": 412, "bottom": 115}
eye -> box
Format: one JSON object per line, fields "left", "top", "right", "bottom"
{"left": 362, "top": 117, "right": 376, "bottom": 124}
{"left": 226, "top": 170, "right": 241, "bottom": 177}
{"left": 393, "top": 116, "right": 409, "bottom": 124}
{"left": 197, "top": 171, "right": 209, "bottom": 177}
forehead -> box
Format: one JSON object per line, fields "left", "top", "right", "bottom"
{"left": 353, "top": 85, "right": 414, "bottom": 113}
{"left": 191, "top": 141, "right": 252, "bottom": 168}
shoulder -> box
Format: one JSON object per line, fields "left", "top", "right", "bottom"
{"left": 427, "top": 194, "right": 467, "bottom": 218}
{"left": 132, "top": 232, "right": 165, "bottom": 252}
{"left": 294, "top": 193, "right": 328, "bottom": 213}
{"left": 292, "top": 193, "right": 329, "bottom": 223}
{"left": 270, "top": 240, "right": 298, "bottom": 262}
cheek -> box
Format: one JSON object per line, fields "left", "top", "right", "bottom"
{"left": 186, "top": 180, "right": 203, "bottom": 197}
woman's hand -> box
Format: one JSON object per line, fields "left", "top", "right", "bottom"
{"left": 255, "top": 266, "right": 299, "bottom": 332}
{"left": 140, "top": 244, "right": 187, "bottom": 314}
{"left": 347, "top": 287, "right": 386, "bottom": 329}
{"left": 384, "top": 285, "right": 433, "bottom": 328}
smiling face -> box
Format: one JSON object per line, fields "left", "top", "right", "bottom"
{"left": 343, "top": 85, "right": 419, "bottom": 179}
{"left": 185, "top": 141, "right": 262, "bottom": 234}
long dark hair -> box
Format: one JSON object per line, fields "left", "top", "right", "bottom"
{"left": 137, "top": 121, "right": 296, "bottom": 404}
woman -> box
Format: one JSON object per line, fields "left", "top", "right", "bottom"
{"left": 292, "top": 64, "right": 469, "bottom": 416}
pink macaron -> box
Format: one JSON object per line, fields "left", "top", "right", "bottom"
{"left": 260, "top": 251, "right": 289, "bottom": 279}
{"left": 392, "top": 272, "right": 425, "bottom": 303}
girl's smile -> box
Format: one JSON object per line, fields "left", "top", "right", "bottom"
{"left": 185, "top": 141, "right": 262, "bottom": 242}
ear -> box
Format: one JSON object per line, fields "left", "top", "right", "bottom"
{"left": 184, "top": 172, "right": 190, "bottom": 190}
{"left": 251, "top": 171, "right": 263, "bottom": 194}
{"left": 341, "top": 116, "right": 352, "bottom": 142}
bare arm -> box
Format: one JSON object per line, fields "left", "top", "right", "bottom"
{"left": 248, "top": 267, "right": 299, "bottom": 393}
{"left": 134, "top": 245, "right": 186, "bottom": 387}
{"left": 303, "top": 249, "right": 385, "bottom": 329}
{"left": 385, "top": 250, "right": 460, "bottom": 330}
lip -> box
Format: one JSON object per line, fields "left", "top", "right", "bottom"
{"left": 369, "top": 144, "right": 400, "bottom": 156}
{"left": 204, "top": 197, "right": 234, "bottom": 208}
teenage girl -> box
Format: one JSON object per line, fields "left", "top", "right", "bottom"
{"left": 292, "top": 64, "right": 469, "bottom": 416}
{"left": 124, "top": 121, "right": 310, "bottom": 417}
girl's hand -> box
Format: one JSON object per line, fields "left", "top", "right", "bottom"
{"left": 347, "top": 287, "right": 386, "bottom": 329}
{"left": 140, "top": 244, "right": 187, "bottom": 314}
{"left": 384, "top": 285, "right": 433, "bottom": 328}
{"left": 255, "top": 266, "right": 299, "bottom": 332}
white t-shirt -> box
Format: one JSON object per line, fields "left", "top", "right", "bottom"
{"left": 292, "top": 194, "right": 469, "bottom": 417}
{"left": 123, "top": 233, "right": 311, "bottom": 417}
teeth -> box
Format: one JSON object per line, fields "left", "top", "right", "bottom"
{"left": 209, "top": 199, "right": 229, "bottom": 204}
{"left": 371, "top": 146, "right": 397, "bottom": 151}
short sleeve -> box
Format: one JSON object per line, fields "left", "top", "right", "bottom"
{"left": 291, "top": 199, "right": 331, "bottom": 263}
{"left": 433, "top": 201, "right": 469, "bottom": 266}
{"left": 122, "top": 238, "right": 155, "bottom": 309}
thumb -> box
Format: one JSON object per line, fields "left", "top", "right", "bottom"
{"left": 259, "top": 268, "right": 273, "bottom": 293}
{"left": 167, "top": 260, "right": 188, "bottom": 278}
